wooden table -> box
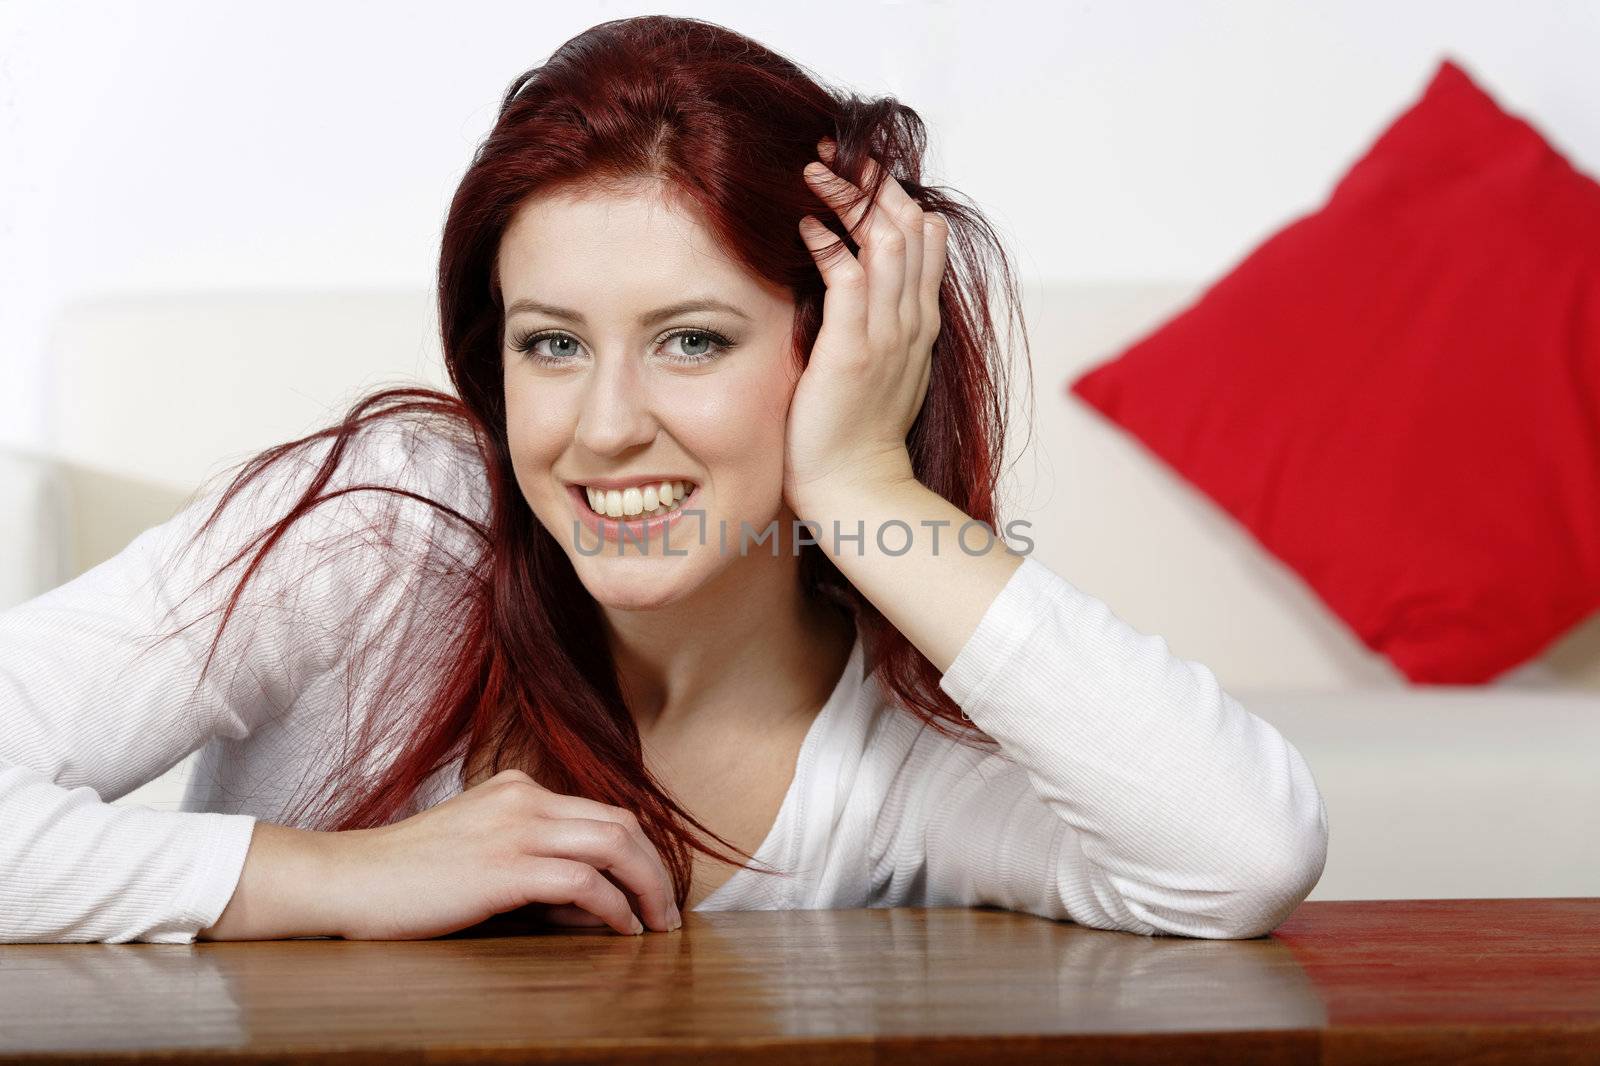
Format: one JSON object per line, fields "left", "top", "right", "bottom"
{"left": 0, "top": 899, "right": 1595, "bottom": 1064}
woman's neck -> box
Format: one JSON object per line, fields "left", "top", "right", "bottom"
{"left": 602, "top": 540, "right": 856, "bottom": 746}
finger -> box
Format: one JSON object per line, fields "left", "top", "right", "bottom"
{"left": 853, "top": 151, "right": 925, "bottom": 334}
{"left": 917, "top": 212, "right": 949, "bottom": 354}
{"left": 520, "top": 793, "right": 680, "bottom": 926}
{"left": 807, "top": 158, "right": 907, "bottom": 346}
{"left": 803, "top": 160, "right": 872, "bottom": 246}
{"left": 542, "top": 903, "right": 610, "bottom": 928}
{"left": 523, "top": 816, "right": 679, "bottom": 931}
{"left": 519, "top": 857, "right": 642, "bottom": 935}
{"left": 798, "top": 215, "right": 868, "bottom": 341}
{"left": 822, "top": 147, "right": 920, "bottom": 259}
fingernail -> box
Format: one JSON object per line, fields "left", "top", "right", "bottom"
{"left": 631, "top": 915, "right": 644, "bottom": 934}
{"left": 804, "top": 161, "right": 828, "bottom": 178}
{"left": 818, "top": 138, "right": 836, "bottom": 162}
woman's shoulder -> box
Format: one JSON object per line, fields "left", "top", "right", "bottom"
{"left": 139, "top": 406, "right": 494, "bottom": 635}
{"left": 297, "top": 412, "right": 495, "bottom": 592}
{"left": 219, "top": 408, "right": 495, "bottom": 573}
{"left": 337, "top": 411, "right": 492, "bottom": 524}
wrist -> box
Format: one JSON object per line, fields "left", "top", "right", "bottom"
{"left": 200, "top": 822, "right": 351, "bottom": 941}
{"left": 795, "top": 476, "right": 933, "bottom": 558}
{"left": 300, "top": 825, "right": 363, "bottom": 940}
{"left": 791, "top": 449, "right": 920, "bottom": 527}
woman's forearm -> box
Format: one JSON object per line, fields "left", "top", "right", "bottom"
{"left": 797, "top": 477, "right": 1024, "bottom": 675}
{"left": 197, "top": 821, "right": 349, "bottom": 941}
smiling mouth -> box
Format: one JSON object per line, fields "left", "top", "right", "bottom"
{"left": 578, "top": 480, "right": 698, "bottom": 520}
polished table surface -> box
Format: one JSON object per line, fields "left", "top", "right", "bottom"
{"left": 0, "top": 899, "right": 1595, "bottom": 1065}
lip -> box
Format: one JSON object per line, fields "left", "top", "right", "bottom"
{"left": 566, "top": 482, "right": 701, "bottom": 546}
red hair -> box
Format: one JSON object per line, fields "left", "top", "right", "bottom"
{"left": 156, "top": 14, "right": 1032, "bottom": 908}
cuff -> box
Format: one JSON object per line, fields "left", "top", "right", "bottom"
{"left": 144, "top": 813, "right": 259, "bottom": 944}
{"left": 937, "top": 555, "right": 1065, "bottom": 711}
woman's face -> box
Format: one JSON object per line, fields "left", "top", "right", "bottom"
{"left": 498, "top": 176, "right": 800, "bottom": 611}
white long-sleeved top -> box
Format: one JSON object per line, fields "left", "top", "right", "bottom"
{"left": 1, "top": 418, "right": 1328, "bottom": 944}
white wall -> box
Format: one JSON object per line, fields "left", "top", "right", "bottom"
{"left": 4, "top": 0, "right": 1600, "bottom": 454}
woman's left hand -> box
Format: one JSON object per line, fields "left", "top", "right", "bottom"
{"left": 785, "top": 138, "right": 949, "bottom": 521}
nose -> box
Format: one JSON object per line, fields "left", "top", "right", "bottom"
{"left": 572, "top": 348, "right": 658, "bottom": 457}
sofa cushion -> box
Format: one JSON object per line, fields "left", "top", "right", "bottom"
{"left": 1069, "top": 59, "right": 1600, "bottom": 684}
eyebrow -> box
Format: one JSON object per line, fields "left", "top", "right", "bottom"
{"left": 504, "top": 296, "right": 753, "bottom": 328}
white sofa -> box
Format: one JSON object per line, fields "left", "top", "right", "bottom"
{"left": 6, "top": 284, "right": 1597, "bottom": 902}
{"left": 0, "top": 449, "right": 71, "bottom": 611}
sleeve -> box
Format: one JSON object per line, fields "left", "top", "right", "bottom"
{"left": 869, "top": 555, "right": 1329, "bottom": 940}
{"left": 0, "top": 418, "right": 469, "bottom": 944}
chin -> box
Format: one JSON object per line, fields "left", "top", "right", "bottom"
{"left": 573, "top": 556, "right": 703, "bottom": 611}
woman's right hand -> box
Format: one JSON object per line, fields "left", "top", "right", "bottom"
{"left": 328, "top": 768, "right": 682, "bottom": 940}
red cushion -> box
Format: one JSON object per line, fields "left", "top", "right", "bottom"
{"left": 1068, "top": 58, "right": 1600, "bottom": 685}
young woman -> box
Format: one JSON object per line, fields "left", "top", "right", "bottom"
{"left": 0, "top": 15, "right": 1327, "bottom": 944}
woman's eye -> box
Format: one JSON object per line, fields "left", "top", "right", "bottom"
{"left": 522, "top": 333, "right": 581, "bottom": 363}
{"left": 660, "top": 328, "right": 734, "bottom": 364}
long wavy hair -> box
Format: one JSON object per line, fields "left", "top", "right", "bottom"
{"left": 156, "top": 14, "right": 1032, "bottom": 907}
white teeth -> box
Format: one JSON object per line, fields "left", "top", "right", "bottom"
{"left": 581, "top": 480, "right": 695, "bottom": 520}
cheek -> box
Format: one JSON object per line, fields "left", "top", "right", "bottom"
{"left": 682, "top": 355, "right": 796, "bottom": 479}
{"left": 503, "top": 375, "right": 573, "bottom": 486}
